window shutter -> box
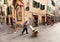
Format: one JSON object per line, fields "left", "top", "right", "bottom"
{"left": 47, "top": 6, "right": 51, "bottom": 11}
{"left": 37, "top": 2, "right": 40, "bottom": 8}
{"left": 33, "top": 0, "right": 40, "bottom": 8}
{"left": 42, "top": 5, "right": 45, "bottom": 10}
{"left": 40, "top": 4, "right": 45, "bottom": 10}
{"left": 4, "top": 0, "right": 7, "bottom": 4}
{"left": 7, "top": 6, "right": 12, "bottom": 15}
{"left": 39, "top": 3, "right": 41, "bottom": 9}
{"left": 40, "top": 4, "right": 42, "bottom": 10}
{"left": 33, "top": 0, "right": 38, "bottom": 8}
{"left": 51, "top": 0, "right": 55, "bottom": 6}
{"left": 33, "top": 1, "right": 36, "bottom": 7}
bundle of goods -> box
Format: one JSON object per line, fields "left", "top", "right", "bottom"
{"left": 30, "top": 25, "right": 39, "bottom": 36}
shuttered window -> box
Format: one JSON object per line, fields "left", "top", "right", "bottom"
{"left": 33, "top": 1, "right": 37, "bottom": 8}
{"left": 51, "top": 0, "right": 55, "bottom": 6}
{"left": 40, "top": 4, "right": 45, "bottom": 10}
{"left": 7, "top": 6, "right": 12, "bottom": 15}
{"left": 37, "top": 2, "right": 40, "bottom": 8}
{"left": 4, "top": 0, "right": 7, "bottom": 4}
{"left": 47, "top": 6, "right": 51, "bottom": 11}
{"left": 33, "top": 0, "right": 45, "bottom": 10}
{"left": 2, "top": 11, "right": 5, "bottom": 16}
{"left": 33, "top": 0, "right": 40, "bottom": 8}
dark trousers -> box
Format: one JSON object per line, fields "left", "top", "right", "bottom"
{"left": 6, "top": 18, "right": 9, "bottom": 25}
{"left": 22, "top": 28, "right": 28, "bottom": 34}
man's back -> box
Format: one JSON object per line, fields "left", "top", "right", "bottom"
{"left": 23, "top": 21, "right": 28, "bottom": 28}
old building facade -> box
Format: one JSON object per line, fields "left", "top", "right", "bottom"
{"left": 0, "top": 0, "right": 56, "bottom": 26}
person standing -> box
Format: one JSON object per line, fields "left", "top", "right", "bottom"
{"left": 22, "top": 20, "right": 29, "bottom": 34}
{"left": 13, "top": 18, "right": 17, "bottom": 33}
{"left": 10, "top": 17, "right": 13, "bottom": 26}
{"left": 6, "top": 15, "right": 9, "bottom": 25}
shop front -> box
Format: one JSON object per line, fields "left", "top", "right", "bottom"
{"left": 46, "top": 14, "right": 54, "bottom": 25}
{"left": 32, "top": 14, "right": 38, "bottom": 26}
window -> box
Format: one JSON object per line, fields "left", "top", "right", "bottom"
{"left": 39, "top": 3, "right": 41, "bottom": 8}
{"left": 33, "top": 1, "right": 36, "bottom": 7}
{"left": 4, "top": 0, "right": 7, "bottom": 4}
{"left": 33, "top": 0, "right": 45, "bottom": 10}
{"left": 37, "top": 2, "right": 40, "bottom": 8}
{"left": 7, "top": 6, "right": 12, "bottom": 15}
{"left": 42, "top": 5, "right": 45, "bottom": 10}
{"left": 26, "top": 0, "right": 30, "bottom": 11}
{"left": 47, "top": 6, "right": 51, "bottom": 11}
{"left": 33, "top": 0, "right": 38, "bottom": 8}
{"left": 51, "top": 0, "right": 55, "bottom": 6}
{"left": 40, "top": 4, "right": 45, "bottom": 10}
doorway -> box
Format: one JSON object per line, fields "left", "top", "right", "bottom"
{"left": 33, "top": 15, "right": 38, "bottom": 26}
{"left": 42, "top": 16, "right": 45, "bottom": 25}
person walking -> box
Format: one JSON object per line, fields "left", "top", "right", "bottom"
{"left": 10, "top": 17, "right": 13, "bottom": 26}
{"left": 6, "top": 15, "right": 9, "bottom": 25}
{"left": 22, "top": 20, "right": 29, "bottom": 34}
{"left": 13, "top": 18, "right": 17, "bottom": 33}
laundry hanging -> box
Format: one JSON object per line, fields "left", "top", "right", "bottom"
{"left": 4, "top": 0, "right": 7, "bottom": 4}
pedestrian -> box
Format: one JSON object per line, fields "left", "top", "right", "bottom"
{"left": 22, "top": 20, "right": 29, "bottom": 34}
{"left": 1, "top": 16, "right": 3, "bottom": 24}
{"left": 10, "top": 17, "right": 13, "bottom": 26}
{"left": 6, "top": 15, "right": 9, "bottom": 25}
{"left": 13, "top": 18, "right": 17, "bottom": 33}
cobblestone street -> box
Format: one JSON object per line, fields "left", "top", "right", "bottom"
{"left": 0, "top": 23, "right": 60, "bottom": 42}
{"left": 0, "top": 0, "right": 60, "bottom": 42}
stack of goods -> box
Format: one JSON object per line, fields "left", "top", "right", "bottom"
{"left": 30, "top": 25, "right": 39, "bottom": 35}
